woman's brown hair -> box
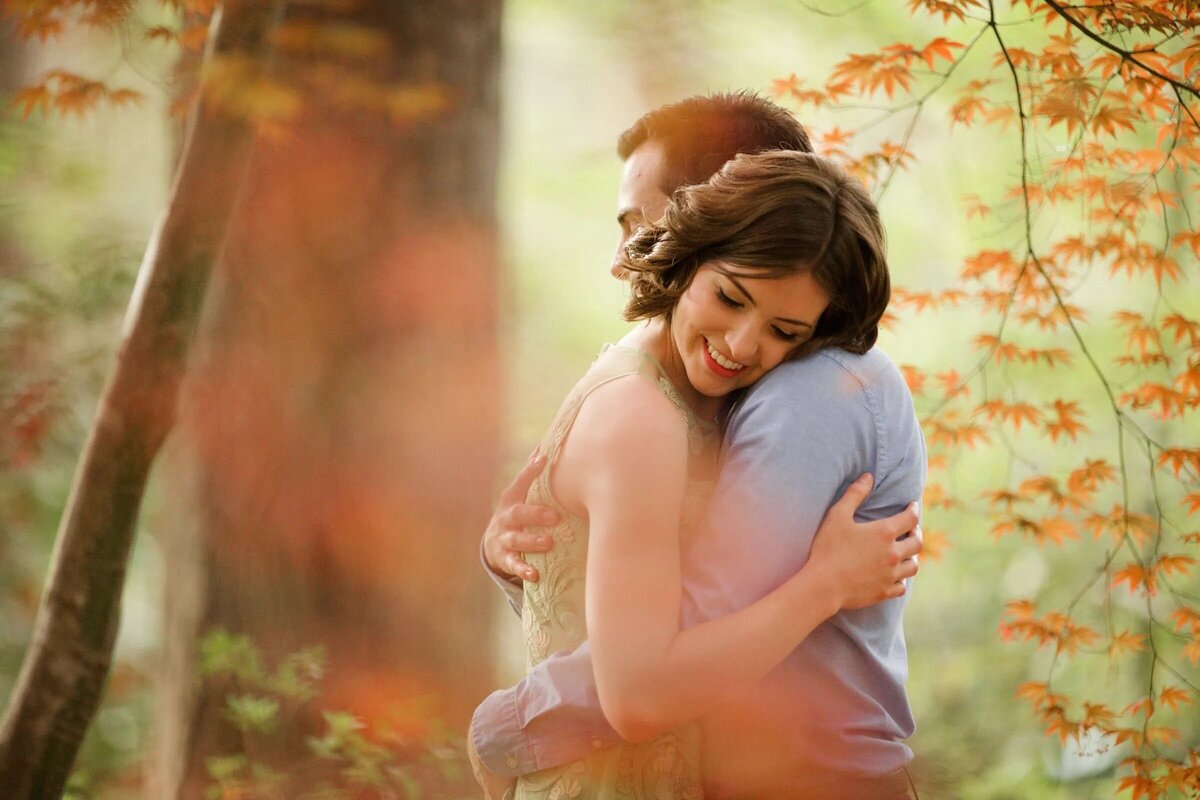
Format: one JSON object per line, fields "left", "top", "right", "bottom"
{"left": 618, "top": 151, "right": 890, "bottom": 358}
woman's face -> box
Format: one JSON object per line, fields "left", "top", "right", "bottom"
{"left": 670, "top": 262, "right": 830, "bottom": 398}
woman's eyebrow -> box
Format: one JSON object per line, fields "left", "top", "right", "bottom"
{"left": 726, "top": 275, "right": 815, "bottom": 329}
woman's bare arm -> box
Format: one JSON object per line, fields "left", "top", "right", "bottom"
{"left": 557, "top": 377, "right": 919, "bottom": 743}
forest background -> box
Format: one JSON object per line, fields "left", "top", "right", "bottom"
{"left": 0, "top": 0, "right": 1198, "bottom": 799}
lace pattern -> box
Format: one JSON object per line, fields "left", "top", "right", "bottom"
{"left": 514, "top": 345, "right": 715, "bottom": 799}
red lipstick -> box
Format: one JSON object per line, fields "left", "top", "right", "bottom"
{"left": 702, "top": 338, "right": 742, "bottom": 378}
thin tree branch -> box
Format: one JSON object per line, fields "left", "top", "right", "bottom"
{"left": 1042, "top": 0, "right": 1200, "bottom": 99}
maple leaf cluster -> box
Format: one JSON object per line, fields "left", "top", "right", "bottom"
{"left": 3, "top": 0, "right": 448, "bottom": 132}
{"left": 775, "top": 0, "right": 1200, "bottom": 791}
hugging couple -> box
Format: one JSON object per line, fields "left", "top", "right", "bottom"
{"left": 468, "top": 93, "right": 926, "bottom": 800}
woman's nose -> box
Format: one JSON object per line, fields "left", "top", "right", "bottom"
{"left": 726, "top": 324, "right": 758, "bottom": 363}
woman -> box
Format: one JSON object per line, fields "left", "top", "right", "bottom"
{"left": 508, "top": 151, "right": 919, "bottom": 799}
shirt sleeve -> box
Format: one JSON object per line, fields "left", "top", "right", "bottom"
{"left": 470, "top": 641, "right": 621, "bottom": 777}
{"left": 480, "top": 536, "right": 525, "bottom": 616}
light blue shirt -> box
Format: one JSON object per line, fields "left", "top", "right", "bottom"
{"left": 472, "top": 346, "right": 926, "bottom": 782}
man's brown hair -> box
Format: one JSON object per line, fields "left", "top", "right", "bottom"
{"left": 618, "top": 151, "right": 890, "bottom": 358}
{"left": 617, "top": 92, "right": 813, "bottom": 193}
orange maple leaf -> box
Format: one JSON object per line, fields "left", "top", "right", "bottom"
{"left": 899, "top": 364, "right": 926, "bottom": 395}
{"left": 1107, "top": 630, "right": 1147, "bottom": 656}
{"left": 9, "top": 83, "right": 51, "bottom": 119}
{"left": 981, "top": 488, "right": 1025, "bottom": 509}
{"left": 1157, "top": 685, "right": 1192, "bottom": 712}
{"left": 1045, "top": 400, "right": 1087, "bottom": 442}
{"left": 772, "top": 72, "right": 802, "bottom": 97}
{"left": 1067, "top": 459, "right": 1115, "bottom": 493}
{"left": 1113, "top": 563, "right": 1157, "bottom": 596}
{"left": 1173, "top": 230, "right": 1200, "bottom": 259}
{"left": 993, "top": 514, "right": 1076, "bottom": 545}
{"left": 962, "top": 249, "right": 1020, "bottom": 281}
{"left": 1090, "top": 103, "right": 1140, "bottom": 139}
{"left": 962, "top": 193, "right": 990, "bottom": 219}
{"left": 919, "top": 37, "right": 964, "bottom": 69}
{"left": 1120, "top": 381, "right": 1189, "bottom": 418}
{"left": 1158, "top": 448, "right": 1200, "bottom": 477}
{"left": 1116, "top": 773, "right": 1163, "bottom": 800}
{"left": 918, "top": 529, "right": 950, "bottom": 561}
{"left": 1019, "top": 475, "right": 1082, "bottom": 511}
{"left": 144, "top": 25, "right": 180, "bottom": 45}
{"left": 907, "top": 0, "right": 983, "bottom": 23}
{"left": 1154, "top": 554, "right": 1196, "bottom": 579}
{"left": 979, "top": 400, "right": 1041, "bottom": 431}
{"left": 1162, "top": 313, "right": 1199, "bottom": 346}
{"left": 935, "top": 369, "right": 968, "bottom": 398}
{"left": 107, "top": 88, "right": 143, "bottom": 109}
{"left": 1169, "top": 606, "right": 1200, "bottom": 634}
{"left": 1084, "top": 505, "right": 1157, "bottom": 546}
{"left": 1184, "top": 637, "right": 1200, "bottom": 666}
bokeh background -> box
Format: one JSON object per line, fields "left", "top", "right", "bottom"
{"left": 2, "top": 1, "right": 1196, "bottom": 798}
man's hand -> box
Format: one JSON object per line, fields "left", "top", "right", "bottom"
{"left": 483, "top": 451, "right": 560, "bottom": 582}
{"left": 467, "top": 725, "right": 517, "bottom": 800}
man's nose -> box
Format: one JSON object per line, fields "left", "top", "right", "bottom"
{"left": 610, "top": 235, "right": 629, "bottom": 277}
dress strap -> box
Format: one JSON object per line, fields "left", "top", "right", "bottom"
{"left": 540, "top": 344, "right": 718, "bottom": 468}
{"left": 540, "top": 346, "right": 655, "bottom": 469}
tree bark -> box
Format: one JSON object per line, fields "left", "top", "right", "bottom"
{"left": 152, "top": 2, "right": 504, "bottom": 796}
{"left": 0, "top": 3, "right": 283, "bottom": 797}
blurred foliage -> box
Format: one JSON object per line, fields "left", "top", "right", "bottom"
{"left": 0, "top": 44, "right": 157, "bottom": 798}
{"left": 194, "top": 629, "right": 473, "bottom": 800}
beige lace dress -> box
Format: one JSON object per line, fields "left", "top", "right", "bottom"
{"left": 514, "top": 344, "right": 718, "bottom": 800}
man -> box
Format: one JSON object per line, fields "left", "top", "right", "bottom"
{"left": 471, "top": 93, "right": 925, "bottom": 799}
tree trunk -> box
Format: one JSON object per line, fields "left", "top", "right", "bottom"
{"left": 0, "top": 3, "right": 284, "bottom": 798}
{"left": 152, "top": 2, "right": 504, "bottom": 796}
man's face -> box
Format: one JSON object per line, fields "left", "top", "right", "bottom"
{"left": 611, "top": 140, "right": 672, "bottom": 277}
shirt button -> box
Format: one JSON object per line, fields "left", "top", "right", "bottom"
{"left": 592, "top": 737, "right": 603, "bottom": 749}
{"left": 506, "top": 756, "right": 519, "bottom": 769}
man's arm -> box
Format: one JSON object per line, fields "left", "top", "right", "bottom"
{"left": 472, "top": 452, "right": 615, "bottom": 786}
{"left": 470, "top": 641, "right": 622, "bottom": 777}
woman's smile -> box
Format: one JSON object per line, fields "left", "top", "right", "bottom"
{"left": 666, "top": 264, "right": 830, "bottom": 406}
{"left": 702, "top": 337, "right": 746, "bottom": 377}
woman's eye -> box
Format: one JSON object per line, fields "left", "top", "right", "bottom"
{"left": 716, "top": 288, "right": 741, "bottom": 308}
{"left": 773, "top": 327, "right": 800, "bottom": 342}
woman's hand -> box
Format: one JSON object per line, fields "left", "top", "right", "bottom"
{"left": 806, "top": 474, "right": 922, "bottom": 610}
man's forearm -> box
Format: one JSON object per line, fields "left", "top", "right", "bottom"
{"left": 471, "top": 642, "right": 621, "bottom": 777}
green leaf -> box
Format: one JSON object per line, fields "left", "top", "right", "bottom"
{"left": 205, "top": 754, "right": 249, "bottom": 781}
{"left": 251, "top": 762, "right": 286, "bottom": 788}
{"left": 224, "top": 694, "right": 279, "bottom": 733}
{"left": 393, "top": 765, "right": 422, "bottom": 800}
{"left": 306, "top": 733, "right": 342, "bottom": 760}
{"left": 322, "top": 710, "right": 365, "bottom": 738}
{"left": 200, "top": 628, "right": 266, "bottom": 683}
{"left": 269, "top": 645, "right": 326, "bottom": 701}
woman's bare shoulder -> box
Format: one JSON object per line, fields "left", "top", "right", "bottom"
{"left": 574, "top": 372, "right": 689, "bottom": 453}
{"left": 552, "top": 372, "right": 690, "bottom": 509}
